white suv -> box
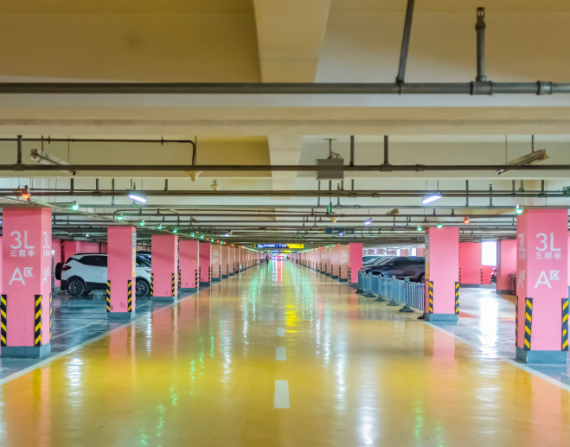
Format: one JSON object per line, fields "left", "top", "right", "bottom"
{"left": 56, "top": 253, "right": 152, "bottom": 297}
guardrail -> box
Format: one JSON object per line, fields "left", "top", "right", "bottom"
{"left": 356, "top": 271, "right": 425, "bottom": 312}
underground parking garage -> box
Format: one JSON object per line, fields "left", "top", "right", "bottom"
{"left": 0, "top": 1, "right": 570, "bottom": 446}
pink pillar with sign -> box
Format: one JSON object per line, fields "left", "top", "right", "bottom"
{"left": 497, "top": 239, "right": 517, "bottom": 295}
{"left": 339, "top": 245, "right": 349, "bottom": 281}
{"left": 151, "top": 234, "right": 178, "bottom": 300}
{"left": 1, "top": 207, "right": 52, "bottom": 358}
{"left": 459, "top": 242, "right": 483, "bottom": 287}
{"left": 349, "top": 243, "right": 363, "bottom": 287}
{"left": 221, "top": 246, "right": 229, "bottom": 278}
{"left": 425, "top": 227, "right": 459, "bottom": 322}
{"left": 212, "top": 244, "right": 222, "bottom": 281}
{"left": 107, "top": 227, "right": 136, "bottom": 320}
{"left": 516, "top": 209, "right": 568, "bottom": 364}
{"left": 179, "top": 240, "right": 199, "bottom": 291}
{"left": 199, "top": 243, "right": 212, "bottom": 284}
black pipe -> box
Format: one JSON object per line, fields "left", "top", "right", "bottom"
{"left": 396, "top": 0, "right": 415, "bottom": 84}
{"left": 0, "top": 136, "right": 195, "bottom": 147}
{"left": 383, "top": 136, "right": 389, "bottom": 166}
{"left": 11, "top": 189, "right": 570, "bottom": 198}
{"left": 350, "top": 136, "right": 355, "bottom": 166}
{"left": 7, "top": 163, "right": 570, "bottom": 172}
{"left": 0, "top": 82, "right": 566, "bottom": 95}
{"left": 475, "top": 8, "right": 487, "bottom": 82}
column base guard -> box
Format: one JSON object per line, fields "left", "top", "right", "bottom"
{"left": 1, "top": 343, "right": 51, "bottom": 358}
{"left": 107, "top": 312, "right": 135, "bottom": 321}
{"left": 516, "top": 347, "right": 567, "bottom": 364}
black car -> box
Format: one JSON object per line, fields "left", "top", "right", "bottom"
{"left": 362, "top": 256, "right": 425, "bottom": 283}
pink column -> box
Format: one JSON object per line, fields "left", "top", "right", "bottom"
{"left": 199, "top": 243, "right": 212, "bottom": 284}
{"left": 179, "top": 240, "right": 199, "bottom": 291}
{"left": 221, "top": 246, "right": 229, "bottom": 278}
{"left": 229, "top": 246, "right": 236, "bottom": 275}
{"left": 339, "top": 245, "right": 349, "bottom": 282}
{"left": 425, "top": 227, "right": 459, "bottom": 322}
{"left": 52, "top": 239, "right": 62, "bottom": 290}
{"left": 459, "top": 242, "right": 483, "bottom": 287}
{"left": 1, "top": 207, "right": 52, "bottom": 358}
{"left": 349, "top": 243, "right": 363, "bottom": 286}
{"left": 400, "top": 249, "right": 409, "bottom": 256}
{"left": 151, "top": 234, "right": 178, "bottom": 300}
{"left": 416, "top": 247, "right": 426, "bottom": 257}
{"left": 516, "top": 209, "right": 568, "bottom": 364}
{"left": 107, "top": 227, "right": 136, "bottom": 319}
{"left": 331, "top": 246, "right": 339, "bottom": 278}
{"left": 212, "top": 244, "right": 222, "bottom": 281}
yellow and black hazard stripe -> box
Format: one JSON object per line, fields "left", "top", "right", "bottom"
{"left": 178, "top": 269, "right": 181, "bottom": 288}
{"left": 127, "top": 280, "right": 133, "bottom": 312}
{"left": 199, "top": 266, "right": 202, "bottom": 281}
{"left": 562, "top": 298, "right": 569, "bottom": 351}
{"left": 524, "top": 298, "right": 533, "bottom": 351}
{"left": 219, "top": 265, "right": 222, "bottom": 278}
{"left": 50, "top": 293, "right": 53, "bottom": 341}
{"left": 458, "top": 268, "right": 461, "bottom": 283}
{"left": 106, "top": 280, "right": 111, "bottom": 312}
{"left": 171, "top": 273, "right": 176, "bottom": 296}
{"left": 34, "top": 295, "right": 42, "bottom": 347}
{"left": 1, "top": 294, "right": 7, "bottom": 346}
{"left": 480, "top": 269, "right": 483, "bottom": 284}
{"left": 338, "top": 266, "right": 341, "bottom": 278}
{"left": 428, "top": 281, "right": 434, "bottom": 314}
{"left": 348, "top": 267, "right": 351, "bottom": 280}
{"left": 324, "top": 263, "right": 327, "bottom": 273}
{"left": 455, "top": 282, "right": 460, "bottom": 314}
{"left": 208, "top": 266, "right": 212, "bottom": 281}
{"left": 194, "top": 269, "right": 198, "bottom": 286}
{"left": 150, "top": 273, "right": 154, "bottom": 297}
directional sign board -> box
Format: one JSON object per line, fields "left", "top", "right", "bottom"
{"left": 255, "top": 244, "right": 304, "bottom": 249}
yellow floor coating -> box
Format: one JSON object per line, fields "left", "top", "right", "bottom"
{"left": 1, "top": 262, "right": 570, "bottom": 446}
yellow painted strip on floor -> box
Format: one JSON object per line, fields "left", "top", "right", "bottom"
{"left": 274, "top": 380, "right": 290, "bottom": 409}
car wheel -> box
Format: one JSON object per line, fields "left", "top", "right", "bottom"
{"left": 67, "top": 278, "right": 85, "bottom": 297}
{"left": 136, "top": 279, "right": 150, "bottom": 297}
{"left": 418, "top": 274, "right": 425, "bottom": 283}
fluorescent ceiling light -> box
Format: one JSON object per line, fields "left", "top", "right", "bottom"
{"left": 364, "top": 218, "right": 373, "bottom": 226}
{"left": 496, "top": 149, "right": 549, "bottom": 175}
{"left": 422, "top": 194, "right": 442, "bottom": 204}
{"left": 128, "top": 193, "right": 147, "bottom": 203}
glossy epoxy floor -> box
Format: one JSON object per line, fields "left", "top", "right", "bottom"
{"left": 1, "top": 262, "right": 570, "bottom": 446}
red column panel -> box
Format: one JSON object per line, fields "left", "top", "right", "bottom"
{"left": 151, "top": 234, "right": 178, "bottom": 299}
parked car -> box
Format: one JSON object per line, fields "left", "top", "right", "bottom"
{"left": 362, "top": 256, "right": 425, "bottom": 283}
{"left": 362, "top": 255, "right": 380, "bottom": 264}
{"left": 56, "top": 253, "right": 152, "bottom": 297}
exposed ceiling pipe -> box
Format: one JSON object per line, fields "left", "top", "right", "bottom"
{"left": 0, "top": 82, "right": 565, "bottom": 95}
{"left": 4, "top": 163, "right": 570, "bottom": 173}
{"left": 396, "top": 0, "right": 415, "bottom": 85}
{"left": 7, "top": 189, "right": 570, "bottom": 198}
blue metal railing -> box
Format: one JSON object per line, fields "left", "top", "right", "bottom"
{"left": 357, "top": 271, "right": 425, "bottom": 311}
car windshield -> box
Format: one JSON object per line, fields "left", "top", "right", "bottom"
{"left": 372, "top": 257, "right": 395, "bottom": 266}
{"left": 363, "top": 257, "right": 379, "bottom": 265}
{"left": 136, "top": 255, "right": 151, "bottom": 267}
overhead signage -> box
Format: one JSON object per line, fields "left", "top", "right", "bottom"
{"left": 255, "top": 244, "right": 304, "bottom": 249}
{"left": 283, "top": 250, "right": 291, "bottom": 253}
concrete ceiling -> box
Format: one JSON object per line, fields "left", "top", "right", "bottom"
{"left": 0, "top": 0, "right": 569, "bottom": 246}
